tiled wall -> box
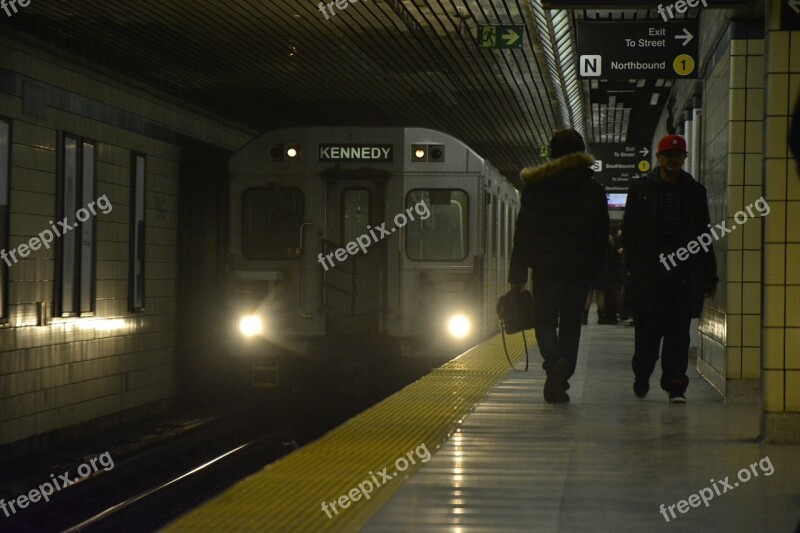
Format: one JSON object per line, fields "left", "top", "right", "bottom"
{"left": 761, "top": 0, "right": 800, "bottom": 442}
{"left": 698, "top": 22, "right": 766, "bottom": 402}
{"left": 0, "top": 38, "right": 250, "bottom": 450}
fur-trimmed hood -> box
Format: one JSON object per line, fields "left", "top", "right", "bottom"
{"left": 520, "top": 152, "right": 595, "bottom": 184}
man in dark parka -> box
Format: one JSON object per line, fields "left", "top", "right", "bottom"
{"left": 508, "top": 129, "right": 609, "bottom": 403}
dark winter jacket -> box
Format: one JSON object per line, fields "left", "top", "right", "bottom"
{"left": 508, "top": 152, "right": 609, "bottom": 285}
{"left": 622, "top": 168, "right": 718, "bottom": 317}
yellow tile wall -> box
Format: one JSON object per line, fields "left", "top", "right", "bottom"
{"left": 0, "top": 37, "right": 251, "bottom": 448}
{"left": 700, "top": 30, "right": 766, "bottom": 400}
{"left": 761, "top": 0, "right": 800, "bottom": 426}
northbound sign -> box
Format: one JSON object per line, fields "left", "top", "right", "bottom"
{"left": 577, "top": 21, "right": 699, "bottom": 79}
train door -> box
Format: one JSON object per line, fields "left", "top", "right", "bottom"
{"left": 323, "top": 175, "right": 386, "bottom": 337}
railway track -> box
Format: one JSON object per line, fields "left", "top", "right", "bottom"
{"left": 0, "top": 413, "right": 298, "bottom": 532}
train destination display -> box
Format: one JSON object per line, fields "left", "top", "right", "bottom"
{"left": 577, "top": 21, "right": 699, "bottom": 79}
{"left": 318, "top": 144, "right": 393, "bottom": 162}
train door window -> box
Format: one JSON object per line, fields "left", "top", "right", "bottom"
{"left": 241, "top": 187, "right": 304, "bottom": 260}
{"left": 405, "top": 189, "right": 468, "bottom": 261}
{"left": 342, "top": 188, "right": 370, "bottom": 246}
{"left": 130, "top": 153, "right": 146, "bottom": 311}
{"left": 0, "top": 119, "right": 8, "bottom": 321}
{"left": 56, "top": 134, "right": 96, "bottom": 316}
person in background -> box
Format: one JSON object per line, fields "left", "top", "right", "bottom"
{"left": 583, "top": 232, "right": 618, "bottom": 325}
{"left": 508, "top": 129, "right": 609, "bottom": 403}
{"left": 623, "top": 134, "right": 718, "bottom": 403}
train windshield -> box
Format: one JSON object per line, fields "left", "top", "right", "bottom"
{"left": 241, "top": 187, "right": 305, "bottom": 260}
{"left": 405, "top": 189, "right": 468, "bottom": 261}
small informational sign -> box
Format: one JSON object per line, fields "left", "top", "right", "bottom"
{"left": 318, "top": 144, "right": 393, "bottom": 162}
{"left": 478, "top": 25, "right": 524, "bottom": 49}
{"left": 589, "top": 144, "right": 650, "bottom": 193}
{"left": 577, "top": 21, "right": 699, "bottom": 79}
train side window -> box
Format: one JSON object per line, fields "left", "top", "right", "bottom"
{"left": 405, "top": 189, "right": 468, "bottom": 261}
{"left": 241, "top": 187, "right": 304, "bottom": 260}
{"left": 342, "top": 188, "right": 370, "bottom": 246}
{"left": 130, "top": 153, "right": 146, "bottom": 311}
{"left": 0, "top": 119, "right": 9, "bottom": 321}
{"left": 56, "top": 134, "right": 96, "bottom": 316}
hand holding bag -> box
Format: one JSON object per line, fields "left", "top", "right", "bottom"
{"left": 496, "top": 289, "right": 536, "bottom": 371}
{"left": 496, "top": 289, "right": 536, "bottom": 334}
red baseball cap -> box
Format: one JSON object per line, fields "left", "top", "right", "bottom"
{"left": 657, "top": 134, "right": 687, "bottom": 153}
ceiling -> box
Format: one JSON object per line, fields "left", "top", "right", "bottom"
{"left": 2, "top": 1, "right": 708, "bottom": 183}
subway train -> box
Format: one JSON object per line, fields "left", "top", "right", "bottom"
{"left": 226, "top": 127, "right": 520, "bottom": 384}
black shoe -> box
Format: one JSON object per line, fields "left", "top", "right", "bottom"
{"left": 633, "top": 380, "right": 649, "bottom": 399}
{"left": 544, "top": 388, "right": 570, "bottom": 403}
{"left": 668, "top": 391, "right": 687, "bottom": 403}
{"left": 544, "top": 358, "right": 570, "bottom": 403}
{"left": 581, "top": 309, "right": 589, "bottom": 325}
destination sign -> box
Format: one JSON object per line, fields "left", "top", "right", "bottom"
{"left": 318, "top": 144, "right": 393, "bottom": 163}
{"left": 589, "top": 143, "right": 651, "bottom": 193}
{"left": 577, "top": 21, "right": 699, "bottom": 79}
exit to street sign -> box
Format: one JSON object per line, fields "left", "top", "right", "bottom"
{"left": 478, "top": 25, "right": 524, "bottom": 49}
{"left": 577, "top": 21, "right": 699, "bottom": 79}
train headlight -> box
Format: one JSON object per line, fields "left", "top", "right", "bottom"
{"left": 239, "top": 315, "right": 264, "bottom": 337}
{"left": 447, "top": 314, "right": 471, "bottom": 339}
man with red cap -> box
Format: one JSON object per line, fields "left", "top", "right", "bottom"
{"left": 622, "top": 133, "right": 718, "bottom": 402}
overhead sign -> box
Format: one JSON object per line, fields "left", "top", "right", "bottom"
{"left": 589, "top": 144, "right": 651, "bottom": 193}
{"left": 781, "top": 0, "right": 800, "bottom": 30}
{"left": 577, "top": 21, "right": 699, "bottom": 79}
{"left": 478, "top": 25, "right": 524, "bottom": 49}
{"left": 318, "top": 144, "right": 393, "bottom": 163}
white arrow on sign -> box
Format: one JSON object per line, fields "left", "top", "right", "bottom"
{"left": 675, "top": 28, "right": 694, "bottom": 46}
{"left": 789, "top": 0, "right": 800, "bottom": 14}
{"left": 503, "top": 28, "right": 521, "bottom": 47}
{"left": 639, "top": 147, "right": 649, "bottom": 157}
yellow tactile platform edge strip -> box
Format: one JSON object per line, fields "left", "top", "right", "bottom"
{"left": 164, "top": 333, "right": 531, "bottom": 532}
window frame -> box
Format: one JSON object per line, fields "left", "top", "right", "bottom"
{"left": 129, "top": 152, "right": 146, "bottom": 312}
{"left": 55, "top": 133, "right": 97, "bottom": 317}
{"left": 340, "top": 187, "right": 371, "bottom": 250}
{"left": 0, "top": 118, "right": 10, "bottom": 323}
{"left": 240, "top": 186, "right": 305, "bottom": 261}
{"left": 404, "top": 188, "right": 469, "bottom": 262}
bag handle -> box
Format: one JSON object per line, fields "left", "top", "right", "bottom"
{"left": 499, "top": 319, "right": 530, "bottom": 372}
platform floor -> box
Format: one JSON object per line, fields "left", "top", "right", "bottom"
{"left": 365, "top": 323, "right": 800, "bottom": 532}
